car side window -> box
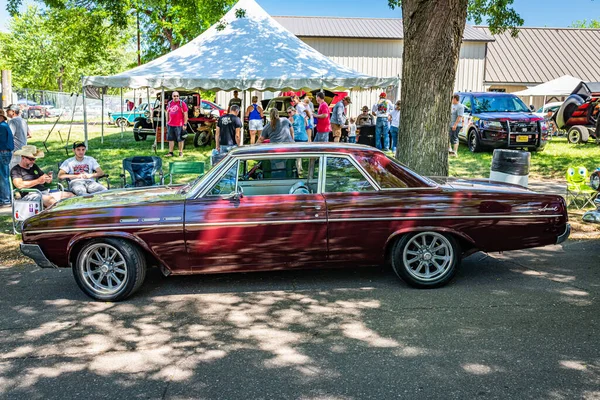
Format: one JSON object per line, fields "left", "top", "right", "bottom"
{"left": 325, "top": 157, "right": 375, "bottom": 193}
{"left": 237, "top": 157, "right": 320, "bottom": 196}
{"left": 355, "top": 154, "right": 408, "bottom": 189}
{"left": 461, "top": 96, "right": 472, "bottom": 112}
{"left": 202, "top": 102, "right": 212, "bottom": 110}
{"left": 207, "top": 161, "right": 238, "bottom": 196}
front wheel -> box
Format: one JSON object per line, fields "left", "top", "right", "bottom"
{"left": 194, "top": 130, "right": 212, "bottom": 147}
{"left": 468, "top": 130, "right": 482, "bottom": 152}
{"left": 116, "top": 118, "right": 128, "bottom": 128}
{"left": 73, "top": 238, "right": 147, "bottom": 301}
{"left": 391, "top": 232, "right": 460, "bottom": 288}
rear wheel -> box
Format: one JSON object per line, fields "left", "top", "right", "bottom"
{"left": 567, "top": 126, "right": 589, "bottom": 144}
{"left": 468, "top": 130, "right": 482, "bottom": 152}
{"left": 391, "top": 232, "right": 460, "bottom": 288}
{"left": 194, "top": 130, "right": 212, "bottom": 147}
{"left": 116, "top": 118, "right": 128, "bottom": 128}
{"left": 591, "top": 171, "right": 600, "bottom": 191}
{"left": 73, "top": 238, "right": 146, "bottom": 301}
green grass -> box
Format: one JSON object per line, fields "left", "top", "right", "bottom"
{"left": 28, "top": 125, "right": 213, "bottom": 187}
{"left": 449, "top": 137, "right": 600, "bottom": 180}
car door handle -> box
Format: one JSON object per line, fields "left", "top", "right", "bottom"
{"left": 301, "top": 205, "right": 321, "bottom": 210}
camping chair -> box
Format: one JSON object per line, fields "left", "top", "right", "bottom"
{"left": 120, "top": 156, "right": 164, "bottom": 187}
{"left": 566, "top": 166, "right": 597, "bottom": 209}
{"left": 10, "top": 171, "right": 65, "bottom": 234}
{"left": 164, "top": 161, "right": 205, "bottom": 185}
{"left": 57, "top": 162, "right": 111, "bottom": 190}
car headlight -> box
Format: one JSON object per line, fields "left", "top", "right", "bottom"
{"left": 481, "top": 120, "right": 502, "bottom": 129}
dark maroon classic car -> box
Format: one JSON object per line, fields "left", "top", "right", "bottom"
{"left": 20, "top": 144, "right": 570, "bottom": 301}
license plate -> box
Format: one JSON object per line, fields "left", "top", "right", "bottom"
{"left": 516, "top": 135, "right": 529, "bottom": 143}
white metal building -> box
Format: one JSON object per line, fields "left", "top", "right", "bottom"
{"left": 216, "top": 16, "right": 494, "bottom": 118}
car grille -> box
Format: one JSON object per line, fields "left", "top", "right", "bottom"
{"left": 508, "top": 121, "right": 538, "bottom": 133}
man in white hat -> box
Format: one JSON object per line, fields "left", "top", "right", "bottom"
{"left": 0, "top": 109, "right": 14, "bottom": 207}
{"left": 11, "top": 145, "right": 74, "bottom": 208}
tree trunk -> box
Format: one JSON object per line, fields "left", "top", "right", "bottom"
{"left": 397, "top": 0, "right": 468, "bottom": 176}
{"left": 57, "top": 65, "right": 64, "bottom": 92}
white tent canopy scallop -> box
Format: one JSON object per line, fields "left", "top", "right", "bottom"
{"left": 83, "top": 0, "right": 397, "bottom": 91}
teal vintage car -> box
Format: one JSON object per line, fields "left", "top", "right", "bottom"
{"left": 108, "top": 103, "right": 150, "bottom": 127}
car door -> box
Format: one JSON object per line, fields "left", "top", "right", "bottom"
{"left": 184, "top": 156, "right": 327, "bottom": 273}
{"left": 459, "top": 94, "right": 472, "bottom": 140}
{"left": 321, "top": 155, "right": 387, "bottom": 265}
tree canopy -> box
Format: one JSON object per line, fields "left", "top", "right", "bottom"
{"left": 1, "top": 5, "right": 133, "bottom": 91}
{"left": 571, "top": 19, "right": 600, "bottom": 28}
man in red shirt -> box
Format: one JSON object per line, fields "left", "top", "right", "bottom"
{"left": 313, "top": 92, "right": 331, "bottom": 142}
{"left": 166, "top": 92, "right": 189, "bottom": 157}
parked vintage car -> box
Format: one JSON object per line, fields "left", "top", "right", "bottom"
{"left": 108, "top": 103, "right": 150, "bottom": 128}
{"left": 457, "top": 92, "right": 549, "bottom": 152}
{"left": 553, "top": 82, "right": 600, "bottom": 144}
{"left": 132, "top": 92, "right": 225, "bottom": 145}
{"left": 20, "top": 144, "right": 570, "bottom": 301}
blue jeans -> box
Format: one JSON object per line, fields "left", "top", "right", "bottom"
{"left": 0, "top": 151, "right": 12, "bottom": 204}
{"left": 390, "top": 126, "right": 399, "bottom": 151}
{"left": 375, "top": 118, "right": 390, "bottom": 150}
{"left": 348, "top": 136, "right": 356, "bottom": 143}
{"left": 315, "top": 132, "right": 329, "bottom": 142}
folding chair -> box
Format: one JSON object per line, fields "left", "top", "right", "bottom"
{"left": 566, "top": 166, "right": 598, "bottom": 209}
{"left": 10, "top": 172, "right": 65, "bottom": 234}
{"left": 57, "top": 162, "right": 111, "bottom": 190}
{"left": 120, "top": 156, "right": 164, "bottom": 187}
{"left": 164, "top": 161, "right": 205, "bottom": 185}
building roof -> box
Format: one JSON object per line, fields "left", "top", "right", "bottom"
{"left": 475, "top": 27, "right": 600, "bottom": 85}
{"left": 273, "top": 16, "right": 494, "bottom": 42}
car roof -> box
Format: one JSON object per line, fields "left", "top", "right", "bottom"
{"left": 456, "top": 92, "right": 517, "bottom": 97}
{"left": 228, "top": 143, "right": 380, "bottom": 156}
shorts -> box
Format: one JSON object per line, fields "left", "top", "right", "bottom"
{"left": 315, "top": 132, "right": 329, "bottom": 142}
{"left": 249, "top": 119, "right": 263, "bottom": 131}
{"left": 331, "top": 124, "right": 342, "bottom": 138}
{"left": 167, "top": 125, "right": 185, "bottom": 142}
{"left": 21, "top": 189, "right": 62, "bottom": 203}
{"left": 449, "top": 127, "right": 460, "bottom": 145}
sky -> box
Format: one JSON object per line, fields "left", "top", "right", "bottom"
{"left": 1, "top": 0, "right": 599, "bottom": 32}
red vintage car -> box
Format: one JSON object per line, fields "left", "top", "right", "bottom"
{"left": 20, "top": 144, "right": 570, "bottom": 301}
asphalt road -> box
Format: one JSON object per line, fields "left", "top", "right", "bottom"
{"left": 0, "top": 240, "right": 598, "bottom": 400}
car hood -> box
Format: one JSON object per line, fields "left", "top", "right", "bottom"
{"left": 475, "top": 112, "right": 540, "bottom": 121}
{"left": 48, "top": 186, "right": 185, "bottom": 212}
{"left": 428, "top": 176, "right": 532, "bottom": 193}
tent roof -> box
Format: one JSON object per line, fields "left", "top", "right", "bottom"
{"left": 83, "top": 0, "right": 396, "bottom": 91}
{"left": 513, "top": 75, "right": 582, "bottom": 97}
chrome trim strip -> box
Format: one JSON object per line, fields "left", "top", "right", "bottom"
{"left": 186, "top": 219, "right": 327, "bottom": 228}
{"left": 27, "top": 224, "right": 184, "bottom": 234}
{"left": 556, "top": 223, "right": 571, "bottom": 244}
{"left": 328, "top": 214, "right": 563, "bottom": 222}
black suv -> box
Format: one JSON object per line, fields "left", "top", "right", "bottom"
{"left": 457, "top": 92, "right": 549, "bottom": 152}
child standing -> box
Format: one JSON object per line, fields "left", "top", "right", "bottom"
{"left": 348, "top": 117, "right": 357, "bottom": 143}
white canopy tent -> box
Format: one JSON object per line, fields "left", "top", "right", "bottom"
{"left": 83, "top": 0, "right": 395, "bottom": 91}
{"left": 82, "top": 0, "right": 396, "bottom": 148}
{"left": 514, "top": 75, "right": 582, "bottom": 97}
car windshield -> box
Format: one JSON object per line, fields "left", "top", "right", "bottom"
{"left": 472, "top": 95, "right": 530, "bottom": 113}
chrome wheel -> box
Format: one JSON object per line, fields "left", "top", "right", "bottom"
{"left": 79, "top": 243, "right": 128, "bottom": 296}
{"left": 402, "top": 232, "right": 454, "bottom": 282}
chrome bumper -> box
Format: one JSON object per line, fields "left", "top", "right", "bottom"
{"left": 556, "top": 224, "right": 571, "bottom": 244}
{"left": 20, "top": 244, "right": 58, "bottom": 269}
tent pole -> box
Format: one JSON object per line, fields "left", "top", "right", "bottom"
{"left": 543, "top": 95, "right": 547, "bottom": 107}
{"left": 82, "top": 79, "right": 88, "bottom": 148}
{"left": 161, "top": 87, "right": 165, "bottom": 151}
{"left": 241, "top": 89, "right": 246, "bottom": 146}
{"left": 101, "top": 90, "right": 104, "bottom": 144}
{"left": 120, "top": 88, "right": 124, "bottom": 138}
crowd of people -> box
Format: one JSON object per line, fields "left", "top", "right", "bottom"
{"left": 212, "top": 91, "right": 403, "bottom": 158}
{"left": 0, "top": 101, "right": 107, "bottom": 209}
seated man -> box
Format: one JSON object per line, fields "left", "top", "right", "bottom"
{"left": 11, "top": 145, "right": 74, "bottom": 208}
{"left": 59, "top": 141, "right": 107, "bottom": 195}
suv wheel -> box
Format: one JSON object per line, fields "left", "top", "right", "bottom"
{"left": 468, "top": 130, "right": 482, "bottom": 152}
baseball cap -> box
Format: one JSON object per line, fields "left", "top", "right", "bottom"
{"left": 72, "top": 141, "right": 86, "bottom": 149}
{"left": 379, "top": 92, "right": 387, "bottom": 98}
{"left": 4, "top": 104, "right": 19, "bottom": 111}
{"left": 343, "top": 96, "right": 352, "bottom": 104}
